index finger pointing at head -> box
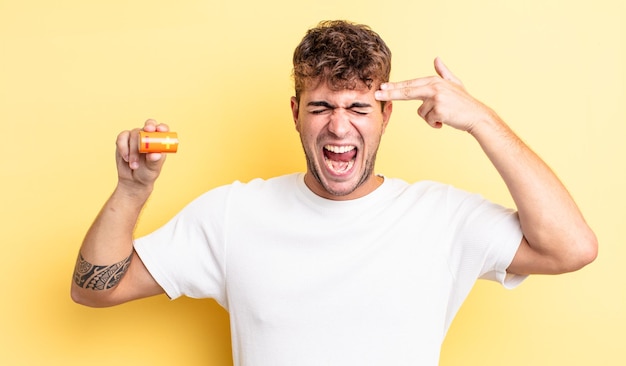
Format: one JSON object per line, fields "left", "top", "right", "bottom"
{"left": 375, "top": 77, "right": 435, "bottom": 101}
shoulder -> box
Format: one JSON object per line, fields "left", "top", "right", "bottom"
{"left": 384, "top": 177, "right": 460, "bottom": 201}
{"left": 382, "top": 178, "right": 505, "bottom": 218}
{"left": 234, "top": 173, "right": 299, "bottom": 189}
{"left": 191, "top": 174, "right": 299, "bottom": 203}
{"left": 197, "top": 174, "right": 304, "bottom": 212}
{"left": 228, "top": 173, "right": 300, "bottom": 196}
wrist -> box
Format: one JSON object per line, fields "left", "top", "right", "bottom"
{"left": 466, "top": 108, "right": 507, "bottom": 140}
{"left": 114, "top": 181, "right": 154, "bottom": 206}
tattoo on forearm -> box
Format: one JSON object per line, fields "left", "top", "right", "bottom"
{"left": 73, "top": 253, "right": 132, "bottom": 290}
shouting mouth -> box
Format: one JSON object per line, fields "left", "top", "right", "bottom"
{"left": 323, "top": 145, "right": 357, "bottom": 175}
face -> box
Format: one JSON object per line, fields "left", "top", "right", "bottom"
{"left": 291, "top": 81, "right": 392, "bottom": 200}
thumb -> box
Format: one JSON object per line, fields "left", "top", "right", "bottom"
{"left": 145, "top": 152, "right": 166, "bottom": 169}
{"left": 434, "top": 57, "right": 463, "bottom": 86}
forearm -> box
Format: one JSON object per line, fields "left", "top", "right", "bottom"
{"left": 80, "top": 185, "right": 149, "bottom": 261}
{"left": 470, "top": 114, "right": 597, "bottom": 272}
{"left": 71, "top": 184, "right": 151, "bottom": 302}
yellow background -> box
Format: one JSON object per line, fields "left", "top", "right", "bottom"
{"left": 1, "top": 0, "right": 624, "bottom": 365}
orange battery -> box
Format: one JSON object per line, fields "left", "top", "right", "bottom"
{"left": 138, "top": 131, "right": 179, "bottom": 153}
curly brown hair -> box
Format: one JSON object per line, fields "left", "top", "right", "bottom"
{"left": 292, "top": 20, "right": 392, "bottom": 102}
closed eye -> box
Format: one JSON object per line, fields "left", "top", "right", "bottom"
{"left": 348, "top": 102, "right": 372, "bottom": 115}
{"left": 308, "top": 101, "right": 334, "bottom": 115}
{"left": 306, "top": 101, "right": 372, "bottom": 115}
{"left": 311, "top": 108, "right": 330, "bottom": 115}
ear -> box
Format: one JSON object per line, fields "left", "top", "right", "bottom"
{"left": 290, "top": 96, "right": 300, "bottom": 131}
{"left": 381, "top": 100, "right": 393, "bottom": 133}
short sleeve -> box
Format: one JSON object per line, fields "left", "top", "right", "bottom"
{"left": 134, "top": 185, "right": 231, "bottom": 307}
{"left": 445, "top": 185, "right": 526, "bottom": 289}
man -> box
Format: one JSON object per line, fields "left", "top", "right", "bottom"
{"left": 72, "top": 20, "right": 597, "bottom": 365}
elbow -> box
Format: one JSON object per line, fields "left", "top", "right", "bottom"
{"left": 70, "top": 284, "right": 115, "bottom": 308}
{"left": 514, "top": 227, "right": 598, "bottom": 276}
{"left": 70, "top": 286, "right": 96, "bottom": 308}
{"left": 557, "top": 229, "right": 599, "bottom": 273}
{"left": 576, "top": 229, "right": 599, "bottom": 269}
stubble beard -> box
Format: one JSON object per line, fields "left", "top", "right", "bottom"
{"left": 301, "top": 137, "right": 380, "bottom": 198}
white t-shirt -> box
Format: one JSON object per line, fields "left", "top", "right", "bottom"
{"left": 134, "top": 173, "right": 524, "bottom": 366}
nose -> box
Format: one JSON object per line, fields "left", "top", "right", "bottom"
{"left": 328, "top": 109, "right": 352, "bottom": 138}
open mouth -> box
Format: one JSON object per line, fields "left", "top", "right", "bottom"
{"left": 323, "top": 145, "right": 357, "bottom": 174}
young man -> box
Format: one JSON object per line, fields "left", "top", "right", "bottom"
{"left": 72, "top": 20, "right": 597, "bottom": 365}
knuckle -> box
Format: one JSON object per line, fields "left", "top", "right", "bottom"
{"left": 402, "top": 87, "right": 412, "bottom": 98}
{"left": 116, "top": 131, "right": 130, "bottom": 144}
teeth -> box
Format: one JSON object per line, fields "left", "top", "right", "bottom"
{"left": 325, "top": 158, "right": 354, "bottom": 173}
{"left": 324, "top": 145, "right": 356, "bottom": 154}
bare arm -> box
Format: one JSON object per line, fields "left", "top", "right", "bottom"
{"left": 71, "top": 119, "right": 169, "bottom": 307}
{"left": 465, "top": 106, "right": 597, "bottom": 274}
{"left": 375, "top": 58, "right": 597, "bottom": 275}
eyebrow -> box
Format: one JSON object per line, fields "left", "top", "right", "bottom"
{"left": 307, "top": 101, "right": 373, "bottom": 109}
{"left": 348, "top": 102, "right": 373, "bottom": 109}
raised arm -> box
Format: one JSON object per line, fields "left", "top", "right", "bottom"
{"left": 71, "top": 119, "right": 168, "bottom": 307}
{"left": 375, "top": 58, "right": 597, "bottom": 275}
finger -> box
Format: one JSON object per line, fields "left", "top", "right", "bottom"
{"left": 156, "top": 123, "right": 169, "bottom": 132}
{"left": 423, "top": 110, "right": 443, "bottom": 129}
{"left": 434, "top": 57, "right": 463, "bottom": 86}
{"left": 145, "top": 119, "right": 170, "bottom": 135}
{"left": 417, "top": 100, "right": 443, "bottom": 129}
{"left": 146, "top": 152, "right": 166, "bottom": 167}
{"left": 116, "top": 130, "right": 131, "bottom": 163}
{"left": 139, "top": 120, "right": 168, "bottom": 164}
{"left": 380, "top": 77, "right": 434, "bottom": 91}
{"left": 375, "top": 78, "right": 437, "bottom": 101}
{"left": 417, "top": 101, "right": 430, "bottom": 121}
{"left": 143, "top": 119, "right": 158, "bottom": 132}
{"left": 143, "top": 119, "right": 170, "bottom": 133}
{"left": 127, "top": 128, "right": 141, "bottom": 170}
